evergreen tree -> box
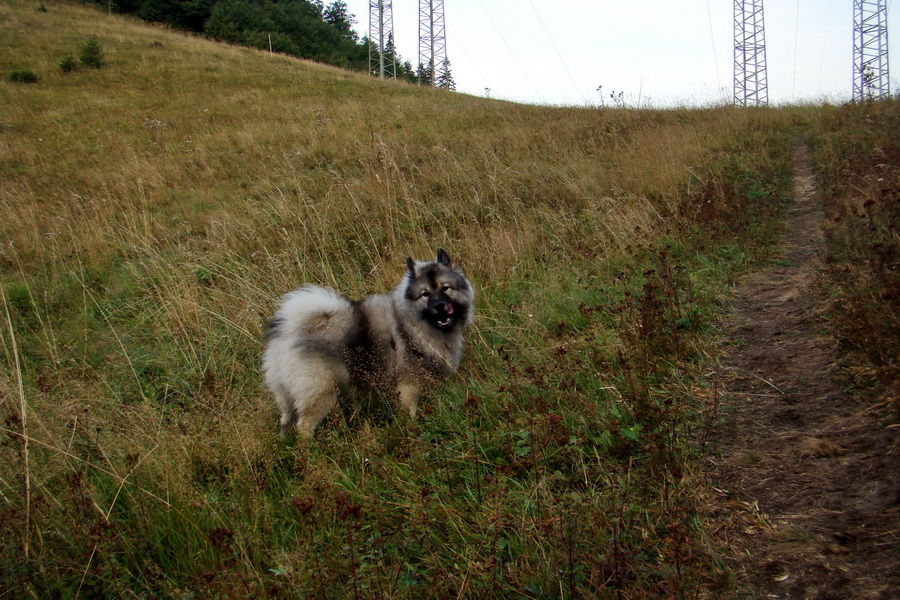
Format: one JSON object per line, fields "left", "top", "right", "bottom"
{"left": 204, "top": 1, "right": 270, "bottom": 46}
{"left": 371, "top": 33, "right": 416, "bottom": 82}
{"left": 384, "top": 32, "right": 396, "bottom": 67}
{"left": 435, "top": 58, "right": 456, "bottom": 91}
{"left": 376, "top": 32, "right": 398, "bottom": 78}
{"left": 136, "top": 0, "right": 215, "bottom": 31}
{"left": 416, "top": 62, "right": 433, "bottom": 87}
{"left": 59, "top": 53, "right": 78, "bottom": 73}
{"left": 399, "top": 60, "right": 416, "bottom": 83}
{"left": 88, "top": 0, "right": 370, "bottom": 73}
{"left": 79, "top": 36, "right": 105, "bottom": 68}
{"left": 323, "top": 1, "right": 354, "bottom": 38}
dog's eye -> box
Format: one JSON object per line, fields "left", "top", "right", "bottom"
{"left": 440, "top": 284, "right": 452, "bottom": 292}
{"left": 420, "top": 290, "right": 429, "bottom": 298}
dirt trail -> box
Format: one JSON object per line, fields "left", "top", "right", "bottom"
{"left": 707, "top": 145, "right": 899, "bottom": 599}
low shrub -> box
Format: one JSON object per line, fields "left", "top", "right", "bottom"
{"left": 8, "top": 69, "right": 39, "bottom": 83}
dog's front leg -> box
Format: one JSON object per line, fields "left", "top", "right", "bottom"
{"left": 396, "top": 381, "right": 420, "bottom": 418}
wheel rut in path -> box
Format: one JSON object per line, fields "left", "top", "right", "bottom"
{"left": 706, "top": 144, "right": 899, "bottom": 600}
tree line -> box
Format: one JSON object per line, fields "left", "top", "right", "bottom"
{"left": 88, "top": 0, "right": 454, "bottom": 87}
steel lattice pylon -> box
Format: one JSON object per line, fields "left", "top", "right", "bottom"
{"left": 418, "top": 0, "right": 446, "bottom": 86}
{"left": 369, "top": 0, "right": 395, "bottom": 79}
{"left": 733, "top": 0, "right": 768, "bottom": 107}
{"left": 853, "top": 0, "right": 890, "bottom": 101}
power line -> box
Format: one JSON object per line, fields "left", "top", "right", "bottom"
{"left": 474, "top": 0, "right": 545, "bottom": 103}
{"left": 817, "top": 0, "right": 832, "bottom": 89}
{"left": 792, "top": 0, "right": 801, "bottom": 100}
{"left": 447, "top": 30, "right": 492, "bottom": 95}
{"left": 706, "top": 0, "right": 722, "bottom": 91}
{"left": 527, "top": 0, "right": 586, "bottom": 104}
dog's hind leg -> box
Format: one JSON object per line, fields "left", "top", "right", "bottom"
{"left": 278, "top": 400, "right": 298, "bottom": 437}
{"left": 293, "top": 388, "right": 339, "bottom": 437}
{"left": 273, "top": 387, "right": 299, "bottom": 437}
{"left": 287, "top": 362, "right": 347, "bottom": 437}
{"left": 396, "top": 381, "right": 421, "bottom": 418}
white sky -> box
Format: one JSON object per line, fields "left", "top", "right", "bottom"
{"left": 344, "top": 0, "right": 899, "bottom": 107}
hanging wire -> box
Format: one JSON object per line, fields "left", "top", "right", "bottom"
{"left": 447, "top": 30, "right": 493, "bottom": 96}
{"left": 817, "top": 0, "right": 832, "bottom": 90}
{"left": 474, "top": 0, "right": 545, "bottom": 103}
{"left": 528, "top": 0, "right": 586, "bottom": 104}
{"left": 792, "top": 0, "right": 801, "bottom": 100}
{"left": 706, "top": 0, "right": 721, "bottom": 91}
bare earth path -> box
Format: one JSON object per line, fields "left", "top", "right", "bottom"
{"left": 707, "top": 145, "right": 900, "bottom": 599}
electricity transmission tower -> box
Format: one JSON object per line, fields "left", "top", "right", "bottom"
{"left": 369, "top": 1, "right": 395, "bottom": 79}
{"left": 853, "top": 0, "right": 890, "bottom": 101}
{"left": 733, "top": 0, "right": 768, "bottom": 107}
{"left": 418, "top": 0, "right": 447, "bottom": 86}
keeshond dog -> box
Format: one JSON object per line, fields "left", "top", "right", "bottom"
{"left": 263, "top": 248, "right": 474, "bottom": 437}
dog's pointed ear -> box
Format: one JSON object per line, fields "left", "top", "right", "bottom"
{"left": 406, "top": 256, "right": 416, "bottom": 275}
{"left": 436, "top": 248, "right": 452, "bottom": 266}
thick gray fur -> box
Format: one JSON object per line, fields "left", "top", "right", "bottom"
{"left": 263, "top": 249, "right": 474, "bottom": 436}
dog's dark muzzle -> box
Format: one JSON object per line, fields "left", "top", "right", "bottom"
{"left": 429, "top": 299, "right": 455, "bottom": 329}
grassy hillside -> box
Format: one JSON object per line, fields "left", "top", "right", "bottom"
{"left": 813, "top": 101, "right": 900, "bottom": 395}
{"left": 0, "top": 1, "right": 825, "bottom": 597}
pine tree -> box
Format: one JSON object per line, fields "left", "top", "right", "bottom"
{"left": 323, "top": 1, "right": 354, "bottom": 38}
{"left": 59, "top": 53, "right": 78, "bottom": 73}
{"left": 416, "top": 63, "right": 433, "bottom": 87}
{"left": 435, "top": 58, "right": 456, "bottom": 91}
{"left": 399, "top": 60, "right": 416, "bottom": 83}
{"left": 384, "top": 32, "right": 396, "bottom": 63}
{"left": 79, "top": 36, "right": 105, "bottom": 69}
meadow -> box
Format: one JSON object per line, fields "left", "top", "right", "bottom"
{"left": 1, "top": 1, "right": 895, "bottom": 597}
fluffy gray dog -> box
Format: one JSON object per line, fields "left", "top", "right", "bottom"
{"left": 263, "top": 249, "right": 474, "bottom": 436}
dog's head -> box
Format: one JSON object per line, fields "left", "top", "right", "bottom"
{"left": 403, "top": 248, "right": 474, "bottom": 331}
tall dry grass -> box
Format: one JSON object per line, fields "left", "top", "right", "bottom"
{"left": 813, "top": 100, "right": 900, "bottom": 404}
{"left": 0, "top": 0, "right": 805, "bottom": 596}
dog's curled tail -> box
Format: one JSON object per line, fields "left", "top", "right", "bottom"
{"left": 266, "top": 285, "right": 352, "bottom": 341}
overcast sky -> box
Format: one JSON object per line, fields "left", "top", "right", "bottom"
{"left": 344, "top": 0, "right": 898, "bottom": 107}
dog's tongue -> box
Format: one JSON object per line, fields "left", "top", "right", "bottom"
{"left": 446, "top": 302, "right": 454, "bottom": 315}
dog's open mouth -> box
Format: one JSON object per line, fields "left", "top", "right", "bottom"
{"left": 435, "top": 302, "right": 455, "bottom": 329}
